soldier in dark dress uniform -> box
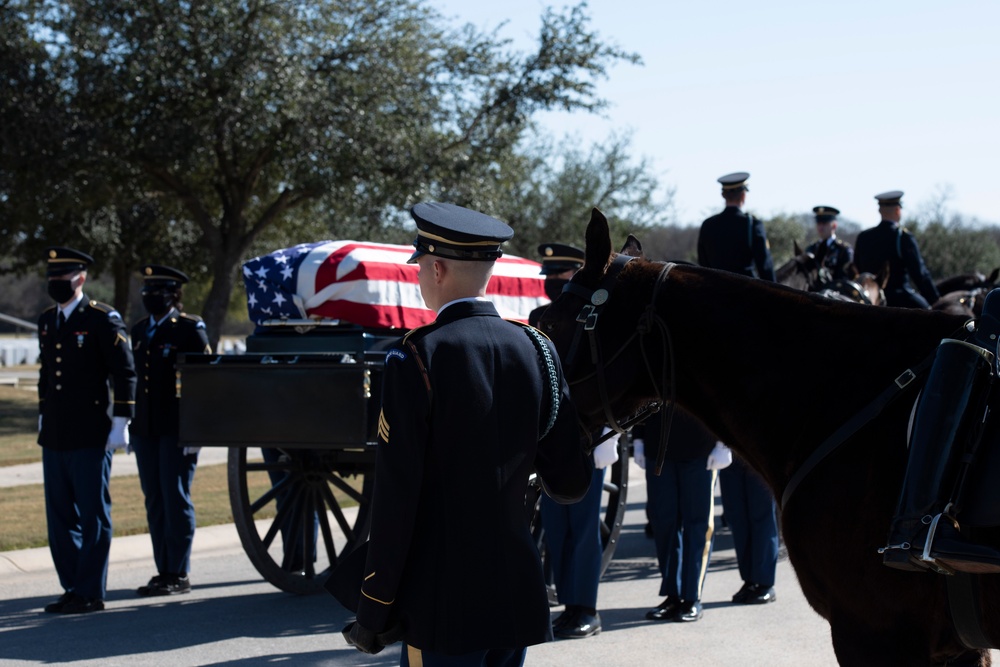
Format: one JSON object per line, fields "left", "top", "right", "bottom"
{"left": 633, "top": 408, "right": 731, "bottom": 623}
{"left": 528, "top": 243, "right": 585, "bottom": 327}
{"left": 343, "top": 203, "right": 592, "bottom": 666}
{"left": 37, "top": 247, "right": 136, "bottom": 614}
{"left": 131, "top": 265, "right": 211, "bottom": 597}
{"left": 696, "top": 173, "right": 780, "bottom": 605}
{"left": 853, "top": 190, "right": 939, "bottom": 308}
{"left": 804, "top": 206, "right": 854, "bottom": 281}
{"left": 697, "top": 172, "right": 776, "bottom": 281}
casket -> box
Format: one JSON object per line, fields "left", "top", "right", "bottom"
{"left": 242, "top": 241, "right": 547, "bottom": 329}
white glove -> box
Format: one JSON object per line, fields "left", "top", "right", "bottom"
{"left": 706, "top": 441, "right": 733, "bottom": 470}
{"left": 593, "top": 428, "right": 620, "bottom": 469}
{"left": 183, "top": 446, "right": 202, "bottom": 456}
{"left": 105, "top": 416, "right": 131, "bottom": 452}
{"left": 632, "top": 438, "right": 646, "bottom": 470}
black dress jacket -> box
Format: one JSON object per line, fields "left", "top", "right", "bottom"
{"left": 130, "top": 308, "right": 211, "bottom": 438}
{"left": 698, "top": 206, "right": 776, "bottom": 281}
{"left": 805, "top": 237, "right": 854, "bottom": 281}
{"left": 356, "top": 299, "right": 592, "bottom": 654}
{"left": 37, "top": 296, "right": 136, "bottom": 450}
{"left": 854, "top": 220, "right": 940, "bottom": 308}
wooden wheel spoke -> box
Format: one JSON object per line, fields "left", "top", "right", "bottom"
{"left": 319, "top": 481, "right": 355, "bottom": 542}
{"left": 300, "top": 490, "right": 315, "bottom": 578}
{"left": 249, "top": 474, "right": 293, "bottom": 515}
{"left": 229, "top": 446, "right": 375, "bottom": 595}
{"left": 315, "top": 488, "right": 339, "bottom": 568}
{"left": 264, "top": 482, "right": 305, "bottom": 551}
{"left": 322, "top": 471, "right": 366, "bottom": 505}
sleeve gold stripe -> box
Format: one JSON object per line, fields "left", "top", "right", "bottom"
{"left": 115, "top": 333, "right": 127, "bottom": 346}
{"left": 377, "top": 410, "right": 390, "bottom": 442}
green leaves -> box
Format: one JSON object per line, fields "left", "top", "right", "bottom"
{"left": 3, "top": 0, "right": 644, "bottom": 342}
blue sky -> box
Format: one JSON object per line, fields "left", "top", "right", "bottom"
{"left": 431, "top": 0, "right": 1000, "bottom": 229}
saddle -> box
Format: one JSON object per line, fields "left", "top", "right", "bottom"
{"left": 886, "top": 288, "right": 1000, "bottom": 574}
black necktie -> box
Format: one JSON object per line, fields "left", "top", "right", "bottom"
{"left": 57, "top": 311, "right": 66, "bottom": 330}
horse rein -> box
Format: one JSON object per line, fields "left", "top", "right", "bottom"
{"left": 560, "top": 256, "right": 678, "bottom": 474}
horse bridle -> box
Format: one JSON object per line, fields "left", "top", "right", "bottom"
{"left": 559, "top": 256, "right": 679, "bottom": 474}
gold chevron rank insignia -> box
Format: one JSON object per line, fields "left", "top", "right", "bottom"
{"left": 377, "top": 409, "right": 390, "bottom": 443}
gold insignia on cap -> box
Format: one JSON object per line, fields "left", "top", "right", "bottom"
{"left": 145, "top": 267, "right": 152, "bottom": 275}
{"left": 49, "top": 250, "right": 57, "bottom": 259}
{"left": 428, "top": 244, "right": 435, "bottom": 253}
{"left": 544, "top": 247, "right": 554, "bottom": 256}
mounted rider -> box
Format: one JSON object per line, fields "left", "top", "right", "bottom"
{"left": 804, "top": 206, "right": 853, "bottom": 281}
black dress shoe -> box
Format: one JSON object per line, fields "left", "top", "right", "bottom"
{"left": 150, "top": 574, "right": 192, "bottom": 596}
{"left": 61, "top": 597, "right": 105, "bottom": 614}
{"left": 742, "top": 583, "right": 776, "bottom": 605}
{"left": 137, "top": 574, "right": 166, "bottom": 597}
{"left": 645, "top": 596, "right": 681, "bottom": 621}
{"left": 44, "top": 592, "right": 75, "bottom": 613}
{"left": 671, "top": 599, "right": 702, "bottom": 622}
{"left": 731, "top": 581, "right": 754, "bottom": 603}
{"left": 552, "top": 607, "right": 578, "bottom": 632}
{"left": 554, "top": 611, "right": 601, "bottom": 639}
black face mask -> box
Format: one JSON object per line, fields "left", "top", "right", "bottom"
{"left": 47, "top": 279, "right": 75, "bottom": 304}
{"left": 544, "top": 278, "right": 568, "bottom": 302}
{"left": 142, "top": 292, "right": 173, "bottom": 316}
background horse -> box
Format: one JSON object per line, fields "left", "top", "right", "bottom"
{"left": 820, "top": 266, "right": 888, "bottom": 306}
{"left": 776, "top": 242, "right": 826, "bottom": 292}
{"left": 538, "top": 209, "right": 998, "bottom": 666}
{"left": 937, "top": 270, "right": 1000, "bottom": 297}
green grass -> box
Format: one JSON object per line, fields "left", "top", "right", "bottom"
{"left": 0, "top": 377, "right": 362, "bottom": 551}
{"left": 0, "top": 383, "right": 43, "bottom": 467}
{"left": 0, "top": 461, "right": 259, "bottom": 551}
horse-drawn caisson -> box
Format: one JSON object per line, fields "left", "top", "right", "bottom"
{"left": 177, "top": 240, "right": 629, "bottom": 595}
{"left": 537, "top": 208, "right": 1000, "bottom": 666}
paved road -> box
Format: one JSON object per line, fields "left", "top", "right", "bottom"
{"left": 2, "top": 461, "right": 996, "bottom": 666}
{"left": 0, "top": 462, "right": 843, "bottom": 667}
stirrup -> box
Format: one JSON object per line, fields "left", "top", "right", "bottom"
{"left": 919, "top": 513, "right": 945, "bottom": 564}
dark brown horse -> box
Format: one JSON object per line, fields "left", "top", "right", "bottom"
{"left": 775, "top": 242, "right": 825, "bottom": 292}
{"left": 538, "top": 209, "right": 998, "bottom": 666}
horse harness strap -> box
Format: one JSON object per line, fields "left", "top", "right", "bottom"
{"left": 563, "top": 259, "right": 678, "bottom": 471}
{"left": 780, "top": 354, "right": 935, "bottom": 510}
{"left": 563, "top": 255, "right": 636, "bottom": 437}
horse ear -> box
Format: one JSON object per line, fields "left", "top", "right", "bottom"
{"left": 620, "top": 234, "right": 644, "bottom": 258}
{"left": 584, "top": 208, "right": 612, "bottom": 274}
{"left": 989, "top": 267, "right": 1000, "bottom": 285}
{"left": 794, "top": 240, "right": 803, "bottom": 255}
{"left": 877, "top": 261, "right": 890, "bottom": 289}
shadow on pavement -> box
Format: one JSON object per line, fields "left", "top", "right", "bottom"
{"left": 0, "top": 587, "right": 377, "bottom": 665}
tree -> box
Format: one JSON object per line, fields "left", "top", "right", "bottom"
{"left": 3, "top": 0, "right": 638, "bottom": 348}
{"left": 491, "top": 130, "right": 674, "bottom": 256}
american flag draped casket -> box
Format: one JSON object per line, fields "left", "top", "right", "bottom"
{"left": 242, "top": 240, "right": 549, "bottom": 329}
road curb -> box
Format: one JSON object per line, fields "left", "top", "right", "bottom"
{"left": 0, "top": 522, "right": 247, "bottom": 580}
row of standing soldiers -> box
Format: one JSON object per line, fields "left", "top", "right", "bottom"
{"left": 37, "top": 247, "right": 210, "bottom": 614}
{"left": 698, "top": 172, "right": 940, "bottom": 308}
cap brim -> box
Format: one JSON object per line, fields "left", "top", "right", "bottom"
{"left": 47, "top": 266, "right": 83, "bottom": 277}
{"left": 407, "top": 249, "right": 424, "bottom": 264}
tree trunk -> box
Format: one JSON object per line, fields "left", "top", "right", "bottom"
{"left": 112, "top": 260, "right": 133, "bottom": 323}
{"left": 200, "top": 257, "right": 241, "bottom": 353}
